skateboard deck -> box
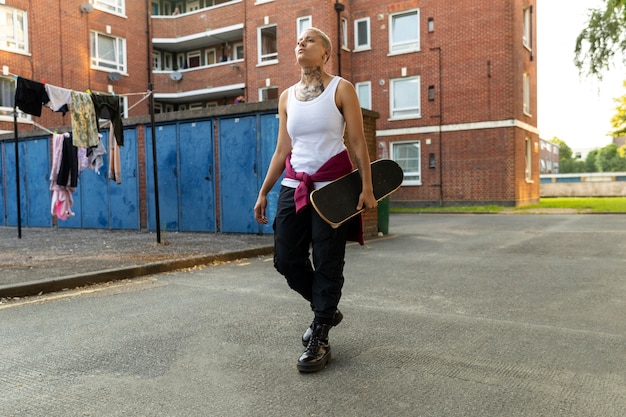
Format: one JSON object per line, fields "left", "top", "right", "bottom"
{"left": 310, "top": 159, "right": 404, "bottom": 228}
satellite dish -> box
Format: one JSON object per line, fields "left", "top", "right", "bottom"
{"left": 80, "top": 3, "right": 94, "bottom": 13}
{"left": 170, "top": 71, "right": 183, "bottom": 81}
{"left": 108, "top": 72, "right": 122, "bottom": 82}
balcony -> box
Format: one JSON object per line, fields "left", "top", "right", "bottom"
{"left": 151, "top": 1, "right": 243, "bottom": 43}
{"left": 153, "top": 60, "right": 245, "bottom": 104}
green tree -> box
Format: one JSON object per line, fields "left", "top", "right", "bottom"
{"left": 574, "top": 0, "right": 626, "bottom": 80}
{"left": 585, "top": 149, "right": 599, "bottom": 172}
{"left": 549, "top": 137, "right": 572, "bottom": 159}
{"left": 595, "top": 143, "right": 626, "bottom": 171}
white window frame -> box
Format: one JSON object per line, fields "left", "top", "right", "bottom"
{"left": 389, "top": 9, "right": 420, "bottom": 54}
{"left": 391, "top": 140, "right": 422, "bottom": 186}
{"left": 205, "top": 48, "right": 217, "bottom": 66}
{"left": 297, "top": 16, "right": 312, "bottom": 38}
{"left": 355, "top": 81, "right": 372, "bottom": 110}
{"left": 90, "top": 0, "right": 125, "bottom": 16}
{"left": 341, "top": 17, "right": 348, "bottom": 49}
{"left": 232, "top": 42, "right": 244, "bottom": 60}
{"left": 354, "top": 17, "right": 370, "bottom": 51}
{"left": 187, "top": 0, "right": 200, "bottom": 12}
{"left": 523, "top": 72, "right": 531, "bottom": 115}
{"left": 523, "top": 7, "right": 532, "bottom": 50}
{"left": 176, "top": 53, "right": 186, "bottom": 69}
{"left": 152, "top": 50, "right": 162, "bottom": 70}
{"left": 259, "top": 86, "right": 279, "bottom": 102}
{"left": 90, "top": 31, "right": 127, "bottom": 73}
{"left": 525, "top": 137, "right": 533, "bottom": 182}
{"left": 0, "top": 6, "right": 28, "bottom": 53}
{"left": 258, "top": 25, "right": 278, "bottom": 64}
{"left": 390, "top": 76, "right": 420, "bottom": 119}
{"left": 187, "top": 50, "right": 201, "bottom": 68}
{"left": 163, "top": 52, "right": 173, "bottom": 70}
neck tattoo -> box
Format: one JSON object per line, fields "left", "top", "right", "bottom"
{"left": 295, "top": 68, "right": 325, "bottom": 101}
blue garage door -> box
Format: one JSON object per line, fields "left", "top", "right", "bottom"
{"left": 24, "top": 137, "right": 52, "bottom": 227}
{"left": 179, "top": 120, "right": 215, "bottom": 232}
{"left": 219, "top": 113, "right": 280, "bottom": 234}
{"left": 4, "top": 140, "right": 27, "bottom": 227}
{"left": 146, "top": 121, "right": 216, "bottom": 232}
{"left": 219, "top": 116, "right": 258, "bottom": 233}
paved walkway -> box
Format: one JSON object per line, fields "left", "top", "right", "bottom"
{"left": 1, "top": 213, "right": 624, "bottom": 416}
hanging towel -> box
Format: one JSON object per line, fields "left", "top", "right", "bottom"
{"left": 108, "top": 122, "right": 122, "bottom": 184}
{"left": 45, "top": 84, "right": 72, "bottom": 115}
{"left": 91, "top": 92, "right": 124, "bottom": 146}
{"left": 15, "top": 77, "right": 49, "bottom": 117}
{"left": 70, "top": 91, "right": 100, "bottom": 148}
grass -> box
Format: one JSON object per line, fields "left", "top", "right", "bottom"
{"left": 390, "top": 197, "right": 626, "bottom": 214}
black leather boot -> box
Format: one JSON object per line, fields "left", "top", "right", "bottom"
{"left": 302, "top": 309, "right": 343, "bottom": 347}
{"left": 297, "top": 321, "right": 332, "bottom": 373}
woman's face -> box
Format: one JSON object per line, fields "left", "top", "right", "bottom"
{"left": 295, "top": 30, "right": 328, "bottom": 65}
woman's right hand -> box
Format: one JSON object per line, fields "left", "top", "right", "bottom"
{"left": 254, "top": 195, "right": 269, "bottom": 224}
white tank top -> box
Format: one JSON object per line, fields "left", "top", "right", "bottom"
{"left": 282, "top": 76, "right": 347, "bottom": 189}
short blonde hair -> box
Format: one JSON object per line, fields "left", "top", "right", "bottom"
{"left": 300, "top": 27, "right": 332, "bottom": 62}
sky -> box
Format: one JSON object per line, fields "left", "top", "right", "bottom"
{"left": 537, "top": 0, "right": 625, "bottom": 150}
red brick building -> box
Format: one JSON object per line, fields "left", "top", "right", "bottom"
{"left": 1, "top": 0, "right": 539, "bottom": 207}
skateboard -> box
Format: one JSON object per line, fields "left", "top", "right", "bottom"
{"left": 310, "top": 159, "right": 404, "bottom": 228}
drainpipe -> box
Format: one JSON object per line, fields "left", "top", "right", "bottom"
{"left": 334, "top": 0, "right": 345, "bottom": 76}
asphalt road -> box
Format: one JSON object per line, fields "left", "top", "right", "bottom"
{"left": 1, "top": 214, "right": 625, "bottom": 416}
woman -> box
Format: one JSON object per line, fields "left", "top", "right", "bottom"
{"left": 254, "top": 27, "right": 377, "bottom": 373}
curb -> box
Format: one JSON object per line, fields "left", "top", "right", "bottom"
{"left": 0, "top": 246, "right": 274, "bottom": 299}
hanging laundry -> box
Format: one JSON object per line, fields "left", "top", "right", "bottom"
{"left": 45, "top": 84, "right": 72, "bottom": 116}
{"left": 91, "top": 92, "right": 124, "bottom": 146}
{"left": 70, "top": 91, "right": 100, "bottom": 148}
{"left": 49, "top": 133, "right": 76, "bottom": 220}
{"left": 108, "top": 122, "right": 122, "bottom": 184}
{"left": 57, "top": 133, "right": 78, "bottom": 188}
{"left": 88, "top": 136, "right": 107, "bottom": 174}
{"left": 15, "top": 77, "right": 50, "bottom": 117}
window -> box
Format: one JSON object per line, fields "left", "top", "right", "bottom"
{"left": 258, "top": 25, "right": 278, "bottom": 64}
{"left": 390, "top": 76, "right": 420, "bottom": 119}
{"left": 0, "top": 76, "right": 15, "bottom": 110}
{"left": 391, "top": 141, "right": 421, "bottom": 185}
{"left": 297, "top": 16, "right": 312, "bottom": 38}
{"left": 187, "top": 0, "right": 200, "bottom": 12}
{"left": 232, "top": 42, "right": 244, "bottom": 60}
{"left": 90, "top": 32, "right": 127, "bottom": 72}
{"left": 341, "top": 18, "right": 348, "bottom": 49}
{"left": 354, "top": 18, "right": 370, "bottom": 51}
{"left": 390, "top": 9, "right": 419, "bottom": 54}
{"left": 0, "top": 6, "right": 28, "bottom": 53}
{"left": 523, "top": 6, "right": 532, "bottom": 50}
{"left": 525, "top": 137, "right": 532, "bottom": 181}
{"left": 153, "top": 50, "right": 162, "bottom": 70}
{"left": 91, "top": 0, "right": 125, "bottom": 15}
{"left": 523, "top": 72, "right": 531, "bottom": 115}
{"left": 428, "top": 85, "right": 435, "bottom": 101}
{"left": 259, "top": 86, "right": 279, "bottom": 101}
{"left": 355, "top": 81, "right": 371, "bottom": 110}
{"left": 176, "top": 53, "right": 186, "bottom": 69}
{"left": 163, "top": 52, "right": 173, "bottom": 70}
{"left": 187, "top": 50, "right": 201, "bottom": 68}
{"left": 205, "top": 48, "right": 217, "bottom": 66}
